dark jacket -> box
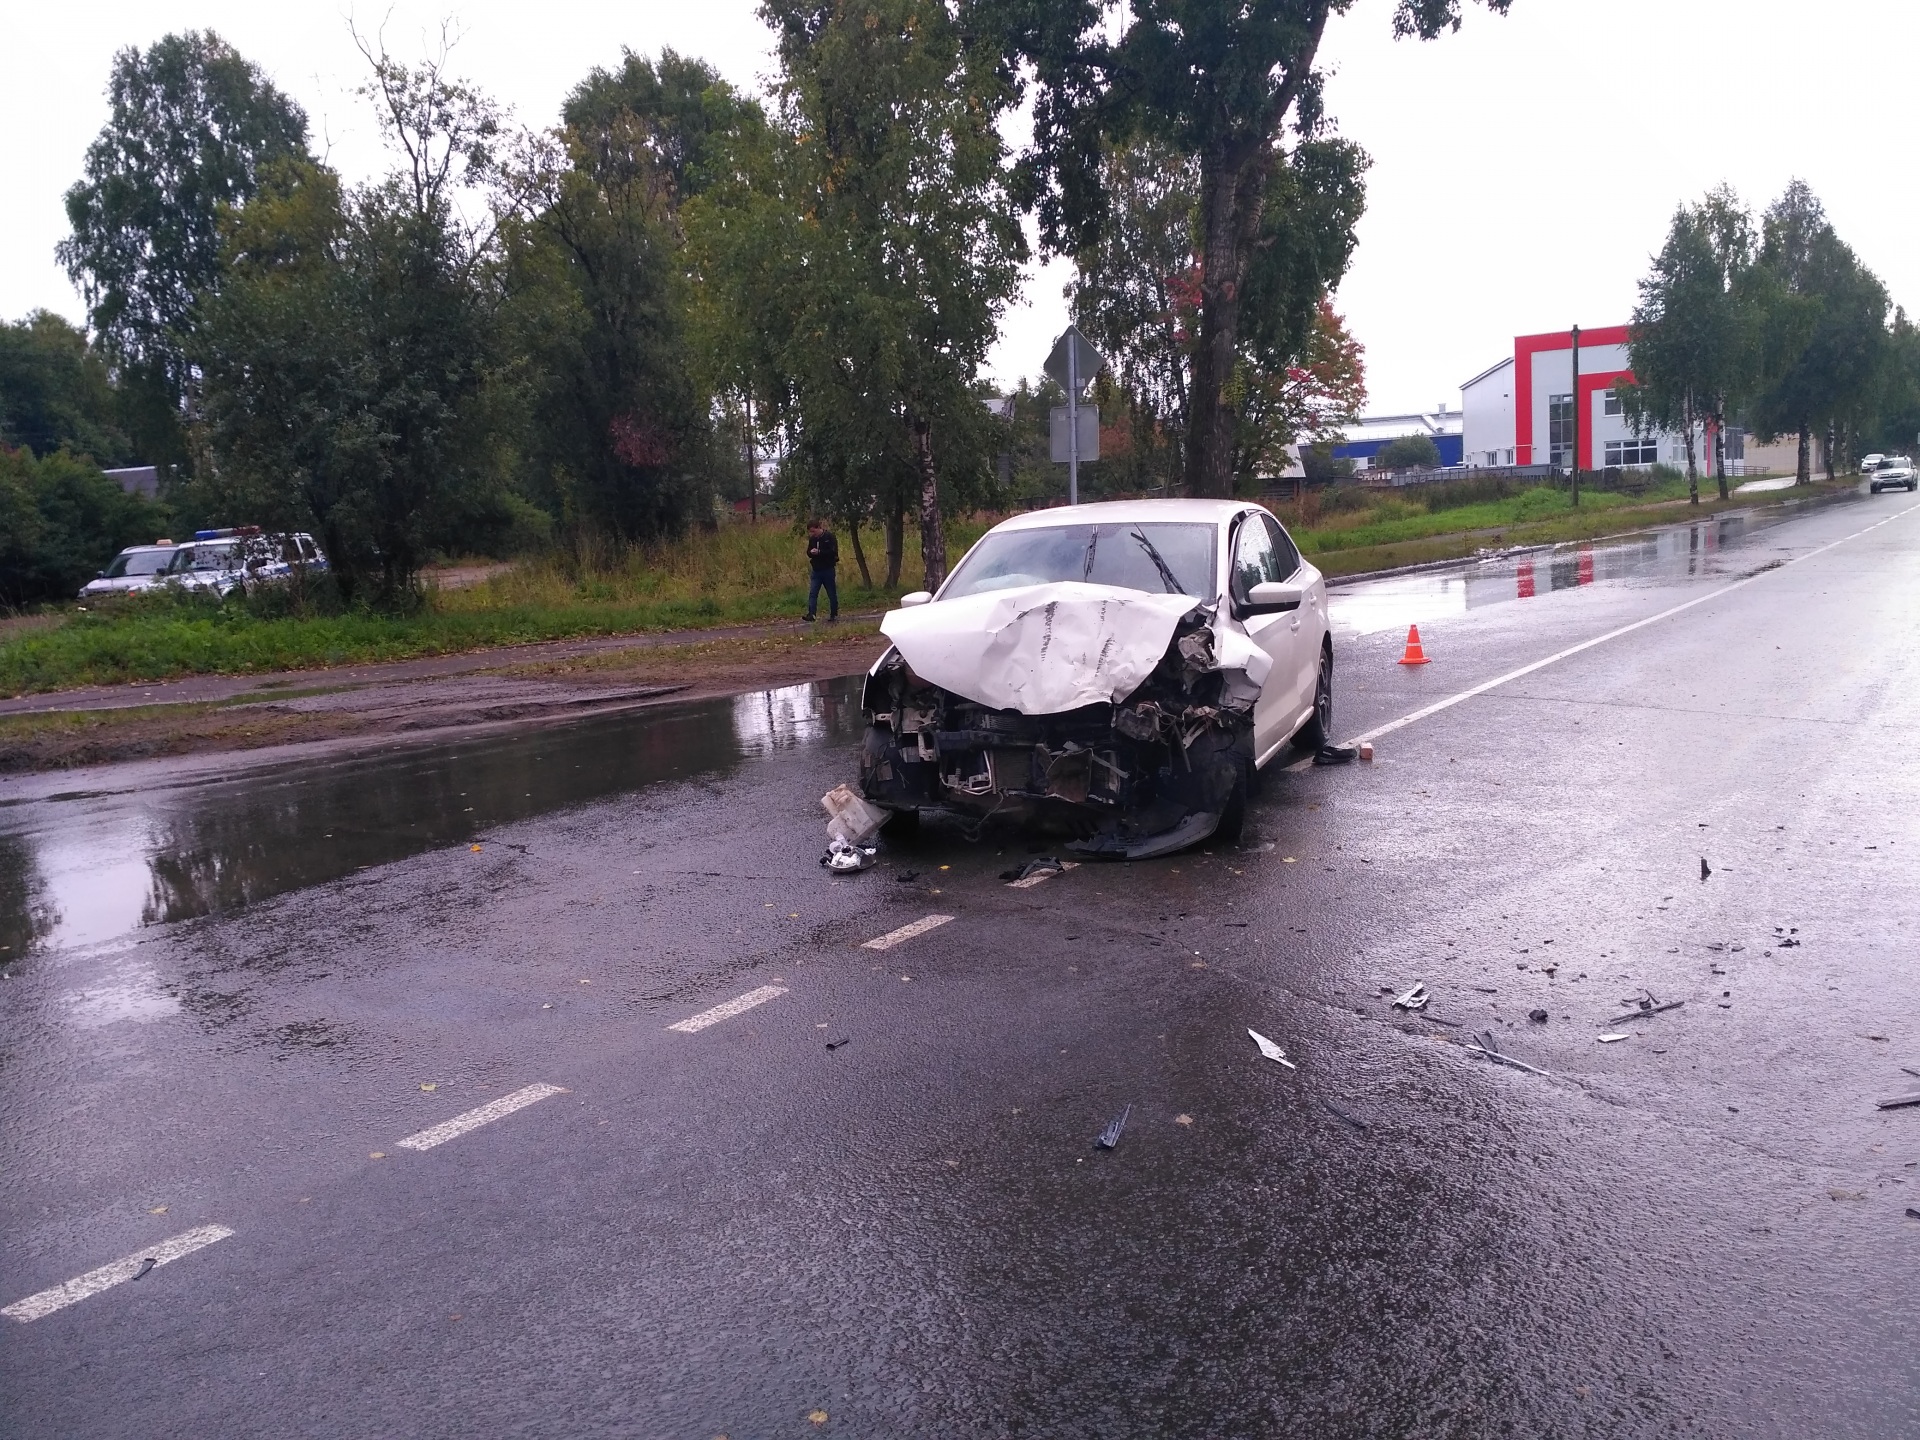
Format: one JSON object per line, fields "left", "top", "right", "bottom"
{"left": 806, "top": 529, "right": 839, "bottom": 571}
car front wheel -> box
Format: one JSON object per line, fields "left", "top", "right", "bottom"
{"left": 1297, "top": 642, "right": 1333, "bottom": 751}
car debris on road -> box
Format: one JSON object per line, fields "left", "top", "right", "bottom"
{"left": 1391, "top": 982, "right": 1429, "bottom": 1012}
{"left": 1248, "top": 1029, "right": 1297, "bottom": 1069}
{"left": 822, "top": 836, "right": 877, "bottom": 872}
{"left": 1467, "top": 1031, "right": 1552, "bottom": 1075}
{"left": 1606, "top": 994, "right": 1685, "bottom": 1025}
{"left": 1095, "top": 1105, "right": 1132, "bottom": 1149}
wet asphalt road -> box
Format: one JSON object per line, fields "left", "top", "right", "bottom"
{"left": 5, "top": 490, "right": 1920, "bottom": 1438}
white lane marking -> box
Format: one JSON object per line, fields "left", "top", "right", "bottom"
{"left": 394, "top": 1082, "right": 566, "bottom": 1151}
{"left": 666, "top": 984, "right": 788, "bottom": 1034}
{"left": 1346, "top": 502, "right": 1920, "bottom": 749}
{"left": 1008, "top": 862, "right": 1080, "bottom": 889}
{"left": 3, "top": 1225, "right": 235, "bottom": 1323}
{"left": 861, "top": 913, "right": 955, "bottom": 950}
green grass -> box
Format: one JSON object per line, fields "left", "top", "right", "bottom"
{"left": 0, "top": 517, "right": 991, "bottom": 695}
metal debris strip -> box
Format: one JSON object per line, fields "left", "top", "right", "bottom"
{"left": 1247, "top": 1029, "right": 1296, "bottom": 1069}
{"left": 1606, "top": 998, "right": 1685, "bottom": 1025}
{"left": 131, "top": 1258, "right": 156, "bottom": 1282}
{"left": 1875, "top": 1092, "right": 1920, "bottom": 1111}
{"left": 1597, "top": 1033, "right": 1630, "bottom": 1044}
{"left": 1466, "top": 1030, "right": 1552, "bottom": 1076}
{"left": 1095, "top": 1104, "right": 1132, "bottom": 1150}
{"left": 824, "top": 1033, "right": 851, "bottom": 1051}
{"left": 1391, "top": 982, "right": 1429, "bottom": 1012}
{"left": 1318, "top": 1096, "right": 1368, "bottom": 1132}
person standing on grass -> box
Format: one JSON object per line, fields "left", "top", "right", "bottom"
{"left": 804, "top": 517, "right": 839, "bottom": 622}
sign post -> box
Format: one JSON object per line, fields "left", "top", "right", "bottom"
{"left": 1044, "top": 326, "right": 1107, "bottom": 506}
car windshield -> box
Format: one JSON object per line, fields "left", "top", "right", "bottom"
{"left": 103, "top": 549, "right": 173, "bottom": 579}
{"left": 942, "top": 522, "right": 1217, "bottom": 600}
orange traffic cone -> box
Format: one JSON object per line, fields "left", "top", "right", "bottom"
{"left": 1398, "top": 624, "right": 1430, "bottom": 666}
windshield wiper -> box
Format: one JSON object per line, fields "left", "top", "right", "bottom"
{"left": 1130, "top": 528, "right": 1184, "bottom": 594}
{"left": 1082, "top": 529, "right": 1099, "bottom": 580}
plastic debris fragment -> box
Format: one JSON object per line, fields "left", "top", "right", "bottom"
{"left": 1247, "top": 1029, "right": 1296, "bottom": 1069}
{"left": 821, "top": 784, "right": 888, "bottom": 845}
{"left": 1095, "top": 1104, "right": 1132, "bottom": 1149}
{"left": 1597, "top": 1033, "right": 1629, "bottom": 1044}
{"left": 1700, "top": 856, "right": 1712, "bottom": 881}
{"left": 1391, "top": 982, "right": 1429, "bottom": 1012}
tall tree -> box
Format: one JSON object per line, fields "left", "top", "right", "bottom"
{"left": 691, "top": 0, "right": 1024, "bottom": 590}
{"left": 1747, "top": 181, "right": 1889, "bottom": 486}
{"left": 563, "top": 49, "right": 758, "bottom": 204}
{"left": 59, "top": 32, "right": 309, "bottom": 471}
{"left": 502, "top": 60, "right": 748, "bottom": 542}
{"left": 195, "top": 42, "right": 512, "bottom": 606}
{"left": 1620, "top": 187, "right": 1754, "bottom": 505}
{"left": 1070, "top": 135, "right": 1365, "bottom": 495}
{"left": 0, "top": 311, "right": 129, "bottom": 464}
{"left": 985, "top": 0, "right": 1508, "bottom": 497}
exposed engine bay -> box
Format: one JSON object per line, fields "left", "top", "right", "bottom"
{"left": 858, "top": 585, "right": 1271, "bottom": 859}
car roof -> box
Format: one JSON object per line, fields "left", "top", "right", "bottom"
{"left": 984, "top": 499, "right": 1262, "bottom": 534}
{"left": 117, "top": 544, "right": 175, "bottom": 554}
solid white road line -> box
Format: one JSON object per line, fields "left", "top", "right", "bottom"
{"left": 394, "top": 1082, "right": 566, "bottom": 1151}
{"left": 1008, "top": 861, "right": 1080, "bottom": 889}
{"left": 860, "top": 913, "right": 955, "bottom": 950}
{"left": 1345, "top": 502, "right": 1920, "bottom": 750}
{"left": 3, "top": 1224, "right": 235, "bottom": 1323}
{"left": 667, "top": 984, "right": 789, "bottom": 1033}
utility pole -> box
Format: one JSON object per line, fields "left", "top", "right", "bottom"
{"left": 1569, "top": 324, "right": 1582, "bottom": 509}
{"left": 1067, "top": 337, "right": 1080, "bottom": 506}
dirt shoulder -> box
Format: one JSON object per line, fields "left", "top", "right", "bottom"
{"left": 0, "top": 622, "right": 888, "bottom": 773}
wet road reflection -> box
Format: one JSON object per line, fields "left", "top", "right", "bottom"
{"left": 0, "top": 679, "right": 864, "bottom": 961}
{"left": 1327, "top": 494, "right": 1851, "bottom": 635}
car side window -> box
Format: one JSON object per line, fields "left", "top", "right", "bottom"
{"left": 1230, "top": 516, "right": 1279, "bottom": 605}
{"left": 1262, "top": 514, "right": 1300, "bottom": 579}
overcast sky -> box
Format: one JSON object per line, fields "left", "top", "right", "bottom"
{"left": 6, "top": 1, "right": 1916, "bottom": 415}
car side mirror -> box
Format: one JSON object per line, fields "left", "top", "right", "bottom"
{"left": 1245, "top": 581, "right": 1304, "bottom": 614}
{"left": 898, "top": 590, "right": 933, "bottom": 608}
{"left": 96, "top": 570, "right": 107, "bottom": 578}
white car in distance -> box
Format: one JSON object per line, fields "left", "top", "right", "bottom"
{"left": 1869, "top": 456, "right": 1918, "bottom": 493}
{"left": 858, "top": 499, "right": 1332, "bottom": 858}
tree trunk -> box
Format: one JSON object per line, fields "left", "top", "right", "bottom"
{"left": 1714, "top": 421, "right": 1729, "bottom": 501}
{"left": 1684, "top": 404, "right": 1699, "bottom": 506}
{"left": 1185, "top": 152, "right": 1258, "bottom": 499}
{"left": 1180, "top": 11, "right": 1331, "bottom": 498}
{"left": 845, "top": 511, "right": 873, "bottom": 590}
{"left": 883, "top": 488, "right": 905, "bottom": 589}
{"left": 1823, "top": 424, "right": 1836, "bottom": 483}
{"left": 913, "top": 415, "right": 947, "bottom": 591}
{"left": 1796, "top": 425, "right": 1810, "bottom": 485}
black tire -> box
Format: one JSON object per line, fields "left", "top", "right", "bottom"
{"left": 1296, "top": 641, "right": 1333, "bottom": 751}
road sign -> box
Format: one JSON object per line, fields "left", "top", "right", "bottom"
{"left": 1044, "top": 326, "right": 1106, "bottom": 397}
{"left": 1049, "top": 405, "right": 1099, "bottom": 463}
{"left": 1045, "top": 326, "right": 1107, "bottom": 504}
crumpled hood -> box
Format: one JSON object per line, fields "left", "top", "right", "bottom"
{"left": 880, "top": 581, "right": 1265, "bottom": 715}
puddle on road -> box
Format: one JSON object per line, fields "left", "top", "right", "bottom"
{"left": 1327, "top": 495, "right": 1857, "bottom": 635}
{"left": 0, "top": 679, "right": 865, "bottom": 962}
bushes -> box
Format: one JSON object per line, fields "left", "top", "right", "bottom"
{"left": 0, "top": 448, "right": 170, "bottom": 607}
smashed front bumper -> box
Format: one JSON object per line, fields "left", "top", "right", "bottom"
{"left": 858, "top": 609, "right": 1258, "bottom": 859}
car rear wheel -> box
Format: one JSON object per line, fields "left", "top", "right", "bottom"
{"left": 1296, "top": 642, "right": 1333, "bottom": 751}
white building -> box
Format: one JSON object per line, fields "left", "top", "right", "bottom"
{"left": 1461, "top": 326, "right": 1703, "bottom": 472}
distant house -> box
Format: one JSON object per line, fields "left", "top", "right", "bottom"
{"left": 1328, "top": 409, "right": 1464, "bottom": 472}
{"left": 103, "top": 465, "right": 159, "bottom": 498}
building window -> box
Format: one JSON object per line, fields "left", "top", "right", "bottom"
{"left": 1603, "top": 390, "right": 1622, "bottom": 416}
{"left": 1548, "top": 394, "right": 1575, "bottom": 467}
{"left": 1605, "top": 438, "right": 1659, "bottom": 467}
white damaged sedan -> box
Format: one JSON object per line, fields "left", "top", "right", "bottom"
{"left": 858, "top": 499, "right": 1332, "bottom": 858}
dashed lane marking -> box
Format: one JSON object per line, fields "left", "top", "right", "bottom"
{"left": 1008, "top": 862, "right": 1080, "bottom": 889}
{"left": 667, "top": 985, "right": 789, "bottom": 1033}
{"left": 394, "top": 1082, "right": 567, "bottom": 1150}
{"left": 1342, "top": 502, "right": 1920, "bottom": 751}
{"left": 861, "top": 913, "right": 956, "bottom": 950}
{"left": 3, "top": 1225, "right": 235, "bottom": 1323}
